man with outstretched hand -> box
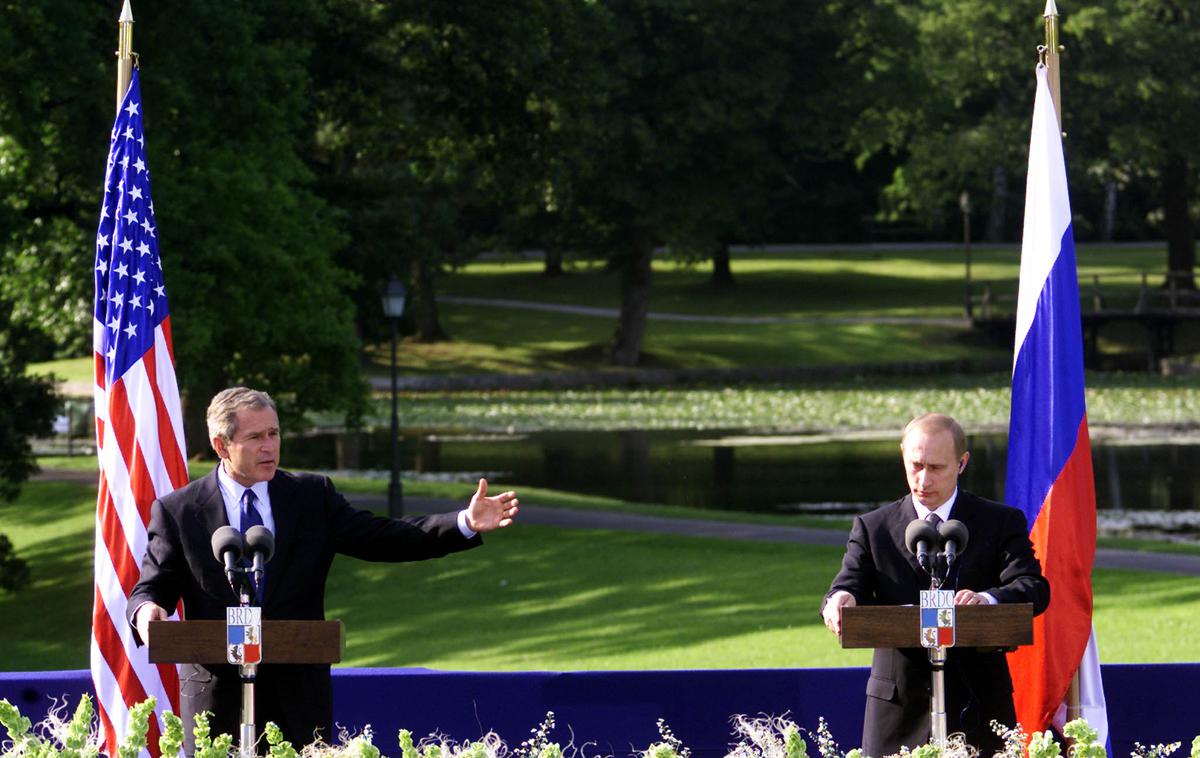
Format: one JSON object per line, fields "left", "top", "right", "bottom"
{"left": 128, "top": 386, "right": 519, "bottom": 752}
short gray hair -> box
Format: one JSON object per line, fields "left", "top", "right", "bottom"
{"left": 206, "top": 387, "right": 276, "bottom": 442}
{"left": 902, "top": 413, "right": 967, "bottom": 458}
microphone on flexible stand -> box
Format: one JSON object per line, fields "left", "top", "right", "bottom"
{"left": 211, "top": 526, "right": 246, "bottom": 593}
{"left": 904, "top": 519, "right": 939, "bottom": 575}
{"left": 937, "top": 519, "right": 970, "bottom": 571}
{"left": 243, "top": 525, "right": 275, "bottom": 601}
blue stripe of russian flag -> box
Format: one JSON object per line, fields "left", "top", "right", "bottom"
{"left": 1005, "top": 223, "right": 1088, "bottom": 526}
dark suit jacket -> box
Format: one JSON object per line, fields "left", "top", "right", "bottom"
{"left": 820, "top": 491, "right": 1050, "bottom": 757}
{"left": 127, "top": 468, "right": 481, "bottom": 753}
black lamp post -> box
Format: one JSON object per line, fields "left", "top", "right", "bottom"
{"left": 960, "top": 190, "right": 973, "bottom": 320}
{"left": 382, "top": 278, "right": 407, "bottom": 518}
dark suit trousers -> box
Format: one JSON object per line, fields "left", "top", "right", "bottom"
{"left": 180, "top": 663, "right": 332, "bottom": 755}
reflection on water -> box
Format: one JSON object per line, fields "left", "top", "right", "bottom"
{"left": 284, "top": 430, "right": 1200, "bottom": 516}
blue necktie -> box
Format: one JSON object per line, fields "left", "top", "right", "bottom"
{"left": 240, "top": 489, "right": 265, "bottom": 602}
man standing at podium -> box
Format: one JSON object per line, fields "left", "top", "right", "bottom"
{"left": 820, "top": 413, "right": 1049, "bottom": 756}
{"left": 128, "top": 387, "right": 520, "bottom": 752}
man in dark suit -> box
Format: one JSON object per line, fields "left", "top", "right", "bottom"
{"left": 128, "top": 387, "right": 520, "bottom": 753}
{"left": 820, "top": 413, "right": 1049, "bottom": 757}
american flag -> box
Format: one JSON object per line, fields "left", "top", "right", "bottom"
{"left": 92, "top": 69, "right": 188, "bottom": 756}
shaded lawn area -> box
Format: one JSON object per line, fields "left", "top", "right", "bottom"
{"left": 3, "top": 479, "right": 1199, "bottom": 673}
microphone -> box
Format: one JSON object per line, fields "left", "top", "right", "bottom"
{"left": 211, "top": 526, "right": 245, "bottom": 588}
{"left": 904, "top": 519, "right": 939, "bottom": 574}
{"left": 244, "top": 525, "right": 275, "bottom": 579}
{"left": 937, "top": 519, "right": 970, "bottom": 569}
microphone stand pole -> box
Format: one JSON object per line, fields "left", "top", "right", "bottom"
{"left": 237, "top": 579, "right": 257, "bottom": 758}
{"left": 928, "top": 565, "right": 948, "bottom": 748}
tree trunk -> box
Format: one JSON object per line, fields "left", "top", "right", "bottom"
{"left": 1162, "top": 157, "right": 1196, "bottom": 290}
{"left": 1101, "top": 180, "right": 1118, "bottom": 242}
{"left": 543, "top": 248, "right": 565, "bottom": 277}
{"left": 608, "top": 228, "right": 654, "bottom": 366}
{"left": 985, "top": 165, "right": 1008, "bottom": 242}
{"left": 710, "top": 240, "right": 734, "bottom": 288}
{"left": 410, "top": 257, "right": 449, "bottom": 342}
{"left": 181, "top": 379, "right": 223, "bottom": 460}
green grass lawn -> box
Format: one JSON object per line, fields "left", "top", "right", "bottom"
{"left": 2, "top": 476, "right": 1197, "bottom": 673}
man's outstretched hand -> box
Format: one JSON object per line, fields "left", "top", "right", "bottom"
{"left": 465, "top": 478, "right": 519, "bottom": 533}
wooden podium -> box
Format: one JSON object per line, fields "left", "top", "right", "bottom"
{"left": 148, "top": 619, "right": 345, "bottom": 757}
{"left": 839, "top": 603, "right": 1033, "bottom": 649}
{"left": 147, "top": 619, "right": 345, "bottom": 664}
{"left": 839, "top": 603, "right": 1034, "bottom": 748}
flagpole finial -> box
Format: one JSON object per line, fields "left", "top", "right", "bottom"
{"left": 115, "top": 0, "right": 135, "bottom": 113}
{"left": 1040, "top": 0, "right": 1063, "bottom": 132}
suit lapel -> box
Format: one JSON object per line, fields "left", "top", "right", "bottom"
{"left": 888, "top": 495, "right": 928, "bottom": 578}
{"left": 196, "top": 469, "right": 229, "bottom": 534}
{"left": 190, "top": 469, "right": 241, "bottom": 605}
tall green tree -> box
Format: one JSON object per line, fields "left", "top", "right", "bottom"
{"left": 844, "top": 0, "right": 1039, "bottom": 242}
{"left": 0, "top": 1, "right": 366, "bottom": 449}
{"left": 1069, "top": 0, "right": 1200, "bottom": 287}
{"left": 559, "top": 0, "right": 849, "bottom": 366}
{"left": 309, "top": 0, "right": 589, "bottom": 343}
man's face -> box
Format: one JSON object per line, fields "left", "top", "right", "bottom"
{"left": 212, "top": 406, "right": 280, "bottom": 487}
{"left": 901, "top": 427, "right": 968, "bottom": 509}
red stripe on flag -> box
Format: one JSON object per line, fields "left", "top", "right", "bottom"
{"left": 97, "top": 478, "right": 141, "bottom": 596}
{"left": 95, "top": 695, "right": 118, "bottom": 758}
{"left": 107, "top": 381, "right": 138, "bottom": 473}
{"left": 108, "top": 380, "right": 160, "bottom": 526}
{"left": 1008, "top": 418, "right": 1096, "bottom": 734}
{"left": 95, "top": 352, "right": 106, "bottom": 389}
{"left": 92, "top": 586, "right": 164, "bottom": 757}
{"left": 160, "top": 315, "right": 176, "bottom": 365}
{"left": 141, "top": 342, "right": 189, "bottom": 490}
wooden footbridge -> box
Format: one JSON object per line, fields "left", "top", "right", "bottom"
{"left": 970, "top": 271, "right": 1200, "bottom": 370}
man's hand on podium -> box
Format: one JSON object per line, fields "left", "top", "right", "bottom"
{"left": 822, "top": 590, "right": 856, "bottom": 635}
{"left": 135, "top": 602, "right": 168, "bottom": 645}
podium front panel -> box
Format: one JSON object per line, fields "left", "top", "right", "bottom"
{"left": 148, "top": 620, "right": 345, "bottom": 664}
{"left": 839, "top": 604, "right": 1033, "bottom": 649}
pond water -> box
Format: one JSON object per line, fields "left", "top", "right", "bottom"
{"left": 285, "top": 429, "right": 1200, "bottom": 525}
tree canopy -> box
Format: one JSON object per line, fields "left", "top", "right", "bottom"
{"left": 1, "top": 0, "right": 1195, "bottom": 388}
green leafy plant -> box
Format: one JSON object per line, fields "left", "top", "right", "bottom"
{"left": 191, "top": 710, "right": 233, "bottom": 758}
{"left": 265, "top": 721, "right": 298, "bottom": 758}
{"left": 0, "top": 697, "right": 36, "bottom": 754}
{"left": 157, "top": 711, "right": 183, "bottom": 758}
{"left": 117, "top": 698, "right": 156, "bottom": 758}
{"left": 1029, "top": 729, "right": 1063, "bottom": 758}
{"left": 1063, "top": 719, "right": 1107, "bottom": 758}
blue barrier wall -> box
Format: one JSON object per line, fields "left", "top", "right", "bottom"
{"left": 1, "top": 665, "right": 1195, "bottom": 755}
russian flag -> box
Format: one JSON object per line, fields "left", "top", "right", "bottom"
{"left": 1004, "top": 64, "right": 1108, "bottom": 741}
